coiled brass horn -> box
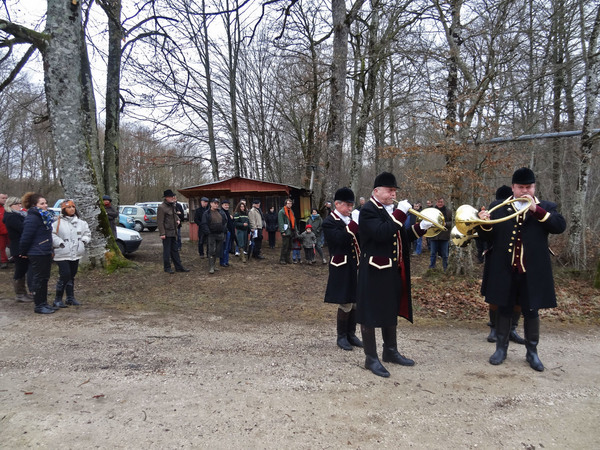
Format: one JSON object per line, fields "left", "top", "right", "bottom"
{"left": 451, "top": 225, "right": 477, "bottom": 247}
{"left": 396, "top": 201, "right": 447, "bottom": 238}
{"left": 454, "top": 197, "right": 532, "bottom": 236}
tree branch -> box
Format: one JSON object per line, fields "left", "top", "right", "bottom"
{"left": 0, "top": 19, "right": 49, "bottom": 50}
{"left": 0, "top": 44, "right": 37, "bottom": 93}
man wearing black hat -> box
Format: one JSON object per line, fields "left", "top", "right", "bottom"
{"left": 158, "top": 189, "right": 189, "bottom": 274}
{"left": 356, "top": 172, "right": 432, "bottom": 377}
{"left": 200, "top": 198, "right": 227, "bottom": 274}
{"left": 194, "top": 197, "right": 210, "bottom": 257}
{"left": 477, "top": 167, "right": 566, "bottom": 371}
{"left": 323, "top": 187, "right": 363, "bottom": 351}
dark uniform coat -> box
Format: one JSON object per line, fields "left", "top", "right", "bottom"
{"left": 356, "top": 197, "right": 425, "bottom": 327}
{"left": 478, "top": 196, "right": 566, "bottom": 310}
{"left": 323, "top": 211, "right": 359, "bottom": 304}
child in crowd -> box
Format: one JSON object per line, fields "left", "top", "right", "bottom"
{"left": 299, "top": 224, "right": 317, "bottom": 264}
{"left": 292, "top": 235, "right": 302, "bottom": 264}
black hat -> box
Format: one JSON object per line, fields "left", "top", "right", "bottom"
{"left": 252, "top": 199, "right": 261, "bottom": 204}
{"left": 511, "top": 167, "right": 535, "bottom": 185}
{"left": 334, "top": 187, "right": 355, "bottom": 203}
{"left": 102, "top": 195, "right": 112, "bottom": 201}
{"left": 221, "top": 199, "right": 230, "bottom": 204}
{"left": 163, "top": 189, "right": 176, "bottom": 197}
{"left": 373, "top": 172, "right": 398, "bottom": 189}
{"left": 201, "top": 197, "right": 209, "bottom": 202}
{"left": 210, "top": 198, "right": 220, "bottom": 203}
{"left": 495, "top": 185, "right": 512, "bottom": 200}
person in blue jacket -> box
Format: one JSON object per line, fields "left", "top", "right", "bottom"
{"left": 19, "top": 192, "right": 56, "bottom": 315}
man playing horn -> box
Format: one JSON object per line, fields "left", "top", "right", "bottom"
{"left": 477, "top": 167, "right": 566, "bottom": 371}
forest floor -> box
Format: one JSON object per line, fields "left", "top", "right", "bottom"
{"left": 1, "top": 224, "right": 599, "bottom": 449}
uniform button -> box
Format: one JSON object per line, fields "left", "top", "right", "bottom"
{"left": 508, "top": 249, "right": 512, "bottom": 253}
{"left": 392, "top": 250, "right": 397, "bottom": 254}
{"left": 512, "top": 231, "right": 516, "bottom": 234}
{"left": 509, "top": 243, "right": 513, "bottom": 246}
{"left": 393, "top": 258, "right": 397, "bottom": 262}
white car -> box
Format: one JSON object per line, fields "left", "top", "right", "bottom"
{"left": 116, "top": 227, "right": 143, "bottom": 255}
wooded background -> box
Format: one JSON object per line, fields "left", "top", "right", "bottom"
{"left": 1, "top": 0, "right": 599, "bottom": 272}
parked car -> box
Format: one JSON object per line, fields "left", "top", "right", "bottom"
{"left": 52, "top": 199, "right": 134, "bottom": 229}
{"left": 116, "top": 227, "right": 143, "bottom": 255}
{"left": 136, "top": 201, "right": 188, "bottom": 221}
{"left": 119, "top": 205, "right": 158, "bottom": 232}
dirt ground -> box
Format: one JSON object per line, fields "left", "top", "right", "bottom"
{"left": 1, "top": 225, "right": 599, "bottom": 449}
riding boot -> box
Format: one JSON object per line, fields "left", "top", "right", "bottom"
{"left": 524, "top": 316, "right": 544, "bottom": 372}
{"left": 381, "top": 326, "right": 415, "bottom": 366}
{"left": 509, "top": 309, "right": 526, "bottom": 345}
{"left": 489, "top": 314, "right": 511, "bottom": 365}
{"left": 361, "top": 326, "right": 389, "bottom": 377}
{"left": 347, "top": 309, "right": 363, "bottom": 348}
{"left": 208, "top": 257, "right": 215, "bottom": 274}
{"left": 336, "top": 309, "right": 352, "bottom": 351}
{"left": 65, "top": 280, "right": 81, "bottom": 306}
{"left": 14, "top": 278, "right": 30, "bottom": 302}
{"left": 487, "top": 308, "right": 497, "bottom": 343}
{"left": 53, "top": 280, "right": 68, "bottom": 308}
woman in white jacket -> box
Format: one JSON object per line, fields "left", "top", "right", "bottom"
{"left": 52, "top": 200, "right": 91, "bottom": 308}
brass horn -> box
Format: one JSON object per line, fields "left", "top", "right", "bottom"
{"left": 451, "top": 225, "right": 477, "bottom": 247}
{"left": 396, "top": 201, "right": 447, "bottom": 238}
{"left": 454, "top": 197, "right": 532, "bottom": 236}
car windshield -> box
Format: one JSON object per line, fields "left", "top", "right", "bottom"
{"left": 145, "top": 208, "right": 156, "bottom": 214}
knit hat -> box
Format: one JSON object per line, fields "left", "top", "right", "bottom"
{"left": 305, "top": 224, "right": 312, "bottom": 229}
{"left": 373, "top": 172, "right": 398, "bottom": 189}
{"left": 511, "top": 167, "right": 535, "bottom": 185}
{"left": 102, "top": 195, "right": 112, "bottom": 201}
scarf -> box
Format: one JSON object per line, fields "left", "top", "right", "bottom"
{"left": 284, "top": 206, "right": 295, "bottom": 230}
{"left": 38, "top": 208, "right": 54, "bottom": 230}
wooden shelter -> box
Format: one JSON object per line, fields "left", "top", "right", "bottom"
{"left": 178, "top": 176, "right": 311, "bottom": 241}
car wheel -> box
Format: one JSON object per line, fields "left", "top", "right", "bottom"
{"left": 133, "top": 221, "right": 144, "bottom": 232}
{"left": 117, "top": 241, "right": 126, "bottom": 255}
{"left": 148, "top": 227, "right": 157, "bottom": 232}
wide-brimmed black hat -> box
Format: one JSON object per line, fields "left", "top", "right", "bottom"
{"left": 334, "top": 187, "right": 355, "bottom": 203}
{"left": 495, "top": 185, "right": 512, "bottom": 200}
{"left": 163, "top": 189, "right": 176, "bottom": 197}
{"left": 511, "top": 167, "right": 535, "bottom": 185}
{"left": 373, "top": 172, "right": 398, "bottom": 189}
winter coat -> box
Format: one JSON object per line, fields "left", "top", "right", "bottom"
{"left": 200, "top": 208, "right": 227, "bottom": 236}
{"left": 3, "top": 209, "right": 26, "bottom": 257}
{"left": 248, "top": 206, "right": 266, "bottom": 231}
{"left": 356, "top": 198, "right": 424, "bottom": 327}
{"left": 52, "top": 214, "right": 91, "bottom": 261}
{"left": 158, "top": 200, "right": 179, "bottom": 237}
{"left": 299, "top": 230, "right": 317, "bottom": 248}
{"left": 478, "top": 197, "right": 566, "bottom": 310}
{"left": 306, "top": 214, "right": 323, "bottom": 239}
{"left": 234, "top": 212, "right": 250, "bottom": 247}
{"left": 323, "top": 211, "right": 360, "bottom": 304}
{"left": 278, "top": 207, "right": 296, "bottom": 236}
{"left": 19, "top": 208, "right": 53, "bottom": 256}
{"left": 265, "top": 210, "right": 278, "bottom": 232}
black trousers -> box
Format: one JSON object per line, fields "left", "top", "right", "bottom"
{"left": 162, "top": 236, "right": 184, "bottom": 270}
{"left": 56, "top": 259, "right": 79, "bottom": 283}
{"left": 29, "top": 254, "right": 52, "bottom": 306}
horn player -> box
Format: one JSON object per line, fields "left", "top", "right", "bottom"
{"left": 477, "top": 167, "right": 566, "bottom": 371}
{"left": 355, "top": 172, "right": 433, "bottom": 377}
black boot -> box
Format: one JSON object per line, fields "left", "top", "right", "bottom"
{"left": 489, "top": 314, "right": 511, "bottom": 365}
{"left": 65, "top": 280, "right": 81, "bottom": 306}
{"left": 361, "top": 326, "right": 389, "bottom": 378}
{"left": 487, "top": 308, "right": 497, "bottom": 342}
{"left": 509, "top": 309, "right": 526, "bottom": 345}
{"left": 381, "top": 326, "right": 415, "bottom": 366}
{"left": 336, "top": 309, "right": 352, "bottom": 351}
{"left": 524, "top": 316, "right": 544, "bottom": 372}
{"left": 347, "top": 309, "right": 363, "bottom": 348}
{"left": 53, "top": 280, "right": 68, "bottom": 308}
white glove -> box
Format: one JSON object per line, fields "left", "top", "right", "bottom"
{"left": 397, "top": 200, "right": 411, "bottom": 214}
{"left": 419, "top": 220, "right": 433, "bottom": 230}
{"left": 351, "top": 209, "right": 360, "bottom": 224}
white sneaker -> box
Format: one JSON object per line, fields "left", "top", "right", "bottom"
{"left": 235, "top": 252, "right": 240, "bottom": 256}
